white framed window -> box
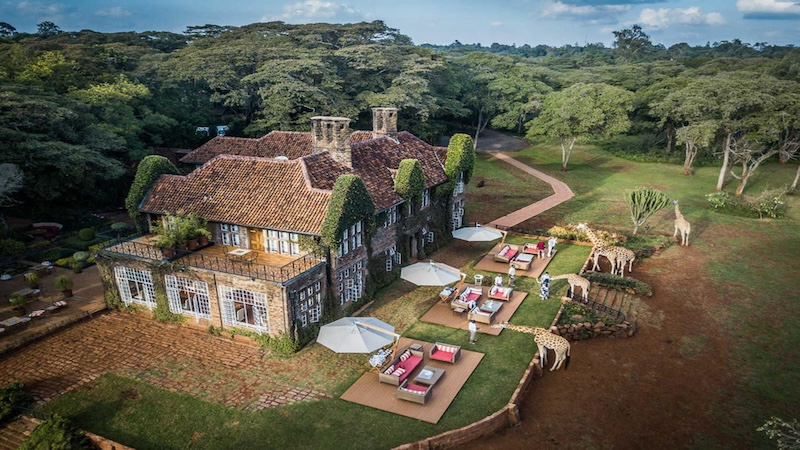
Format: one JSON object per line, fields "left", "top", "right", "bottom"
{"left": 337, "top": 260, "right": 365, "bottom": 304}
{"left": 220, "top": 223, "right": 241, "bottom": 247}
{"left": 165, "top": 275, "right": 211, "bottom": 321}
{"left": 337, "top": 220, "right": 363, "bottom": 257}
{"left": 386, "top": 258, "right": 393, "bottom": 271}
{"left": 454, "top": 171, "right": 465, "bottom": 195}
{"left": 265, "top": 229, "right": 301, "bottom": 255}
{"left": 219, "top": 285, "right": 269, "bottom": 334}
{"left": 427, "top": 231, "right": 435, "bottom": 243}
{"left": 421, "top": 189, "right": 431, "bottom": 209}
{"left": 296, "top": 281, "right": 323, "bottom": 327}
{"left": 114, "top": 266, "right": 156, "bottom": 309}
{"left": 383, "top": 205, "right": 398, "bottom": 227}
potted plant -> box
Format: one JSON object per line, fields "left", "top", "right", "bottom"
{"left": 195, "top": 227, "right": 212, "bottom": 246}
{"left": 9, "top": 292, "right": 26, "bottom": 311}
{"left": 72, "top": 252, "right": 88, "bottom": 273}
{"left": 155, "top": 233, "right": 176, "bottom": 258}
{"left": 24, "top": 272, "right": 39, "bottom": 289}
{"left": 54, "top": 275, "right": 74, "bottom": 298}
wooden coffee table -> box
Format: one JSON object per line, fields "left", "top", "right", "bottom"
{"left": 413, "top": 366, "right": 445, "bottom": 386}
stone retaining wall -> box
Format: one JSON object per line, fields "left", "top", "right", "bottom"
{"left": 553, "top": 320, "right": 634, "bottom": 340}
{"left": 393, "top": 354, "right": 543, "bottom": 450}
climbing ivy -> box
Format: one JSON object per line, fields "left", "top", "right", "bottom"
{"left": 320, "top": 175, "right": 375, "bottom": 248}
{"left": 445, "top": 133, "right": 476, "bottom": 184}
{"left": 394, "top": 159, "right": 425, "bottom": 203}
{"left": 125, "top": 155, "right": 179, "bottom": 233}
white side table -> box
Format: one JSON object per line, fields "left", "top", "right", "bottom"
{"left": 473, "top": 274, "right": 484, "bottom": 285}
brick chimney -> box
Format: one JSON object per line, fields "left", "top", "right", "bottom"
{"left": 371, "top": 107, "right": 398, "bottom": 139}
{"left": 311, "top": 116, "right": 352, "bottom": 167}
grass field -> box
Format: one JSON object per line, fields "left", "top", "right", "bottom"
{"left": 41, "top": 142, "right": 800, "bottom": 448}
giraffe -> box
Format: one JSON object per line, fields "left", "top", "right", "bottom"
{"left": 576, "top": 223, "right": 634, "bottom": 277}
{"left": 550, "top": 273, "right": 591, "bottom": 302}
{"left": 491, "top": 322, "right": 571, "bottom": 371}
{"left": 673, "top": 199, "right": 691, "bottom": 246}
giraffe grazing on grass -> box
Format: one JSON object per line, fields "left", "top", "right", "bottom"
{"left": 577, "top": 223, "right": 635, "bottom": 277}
{"left": 550, "top": 273, "right": 591, "bottom": 302}
{"left": 673, "top": 199, "right": 691, "bottom": 246}
{"left": 491, "top": 322, "right": 571, "bottom": 371}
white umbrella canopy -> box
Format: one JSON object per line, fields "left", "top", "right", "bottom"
{"left": 317, "top": 317, "right": 398, "bottom": 353}
{"left": 452, "top": 226, "right": 504, "bottom": 242}
{"left": 400, "top": 260, "right": 463, "bottom": 286}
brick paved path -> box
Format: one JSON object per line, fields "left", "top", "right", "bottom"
{"left": 0, "top": 313, "right": 328, "bottom": 409}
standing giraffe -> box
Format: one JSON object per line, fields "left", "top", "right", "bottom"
{"left": 550, "top": 273, "right": 590, "bottom": 302}
{"left": 491, "top": 322, "right": 571, "bottom": 371}
{"left": 576, "top": 223, "right": 634, "bottom": 276}
{"left": 673, "top": 199, "right": 691, "bottom": 246}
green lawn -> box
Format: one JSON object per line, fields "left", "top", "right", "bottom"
{"left": 41, "top": 142, "right": 800, "bottom": 449}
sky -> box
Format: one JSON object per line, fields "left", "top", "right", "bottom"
{"left": 2, "top": 0, "right": 800, "bottom": 48}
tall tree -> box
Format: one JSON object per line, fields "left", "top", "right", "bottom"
{"left": 526, "top": 83, "right": 634, "bottom": 172}
{"left": 612, "top": 25, "right": 653, "bottom": 63}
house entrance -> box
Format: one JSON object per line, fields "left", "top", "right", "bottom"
{"left": 248, "top": 228, "right": 264, "bottom": 252}
{"left": 409, "top": 235, "right": 418, "bottom": 260}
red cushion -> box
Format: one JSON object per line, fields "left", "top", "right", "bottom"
{"left": 431, "top": 349, "right": 452, "bottom": 361}
{"left": 506, "top": 249, "right": 518, "bottom": 259}
{"left": 406, "top": 383, "right": 428, "bottom": 393}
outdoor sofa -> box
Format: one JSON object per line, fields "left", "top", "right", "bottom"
{"left": 488, "top": 286, "right": 513, "bottom": 301}
{"left": 451, "top": 286, "right": 482, "bottom": 311}
{"left": 429, "top": 342, "right": 461, "bottom": 364}
{"left": 378, "top": 348, "right": 423, "bottom": 386}
{"left": 494, "top": 244, "right": 520, "bottom": 263}
{"left": 395, "top": 379, "right": 432, "bottom": 405}
{"left": 468, "top": 307, "right": 496, "bottom": 325}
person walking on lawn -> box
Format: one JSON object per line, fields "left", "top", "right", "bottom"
{"left": 469, "top": 320, "right": 480, "bottom": 344}
{"left": 508, "top": 265, "right": 516, "bottom": 287}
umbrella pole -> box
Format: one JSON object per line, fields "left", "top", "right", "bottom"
{"left": 500, "top": 229, "right": 508, "bottom": 246}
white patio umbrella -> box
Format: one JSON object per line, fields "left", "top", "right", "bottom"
{"left": 317, "top": 317, "right": 399, "bottom": 353}
{"left": 400, "top": 260, "right": 464, "bottom": 286}
{"left": 452, "top": 226, "right": 504, "bottom": 242}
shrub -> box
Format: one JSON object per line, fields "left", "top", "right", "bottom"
{"left": 126, "top": 155, "right": 179, "bottom": 233}
{"left": 583, "top": 271, "right": 653, "bottom": 297}
{"left": 706, "top": 187, "right": 789, "bottom": 219}
{"left": 0, "top": 239, "right": 25, "bottom": 258}
{"left": 78, "top": 228, "right": 95, "bottom": 241}
{"left": 23, "top": 272, "right": 39, "bottom": 288}
{"left": 0, "top": 382, "right": 33, "bottom": 424}
{"left": 9, "top": 293, "right": 26, "bottom": 308}
{"left": 72, "top": 251, "right": 88, "bottom": 262}
{"left": 70, "top": 261, "right": 83, "bottom": 273}
{"left": 547, "top": 224, "right": 623, "bottom": 245}
{"left": 19, "top": 415, "right": 95, "bottom": 450}
{"left": 54, "top": 275, "right": 73, "bottom": 291}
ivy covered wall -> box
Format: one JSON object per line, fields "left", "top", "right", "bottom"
{"left": 320, "top": 174, "right": 375, "bottom": 249}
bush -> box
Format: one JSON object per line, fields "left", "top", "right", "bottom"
{"left": 547, "top": 224, "right": 623, "bottom": 245}
{"left": 78, "top": 228, "right": 95, "bottom": 241}
{"left": 19, "top": 415, "right": 95, "bottom": 450}
{"left": 583, "top": 271, "right": 653, "bottom": 297}
{"left": 0, "top": 239, "right": 26, "bottom": 258}
{"left": 0, "top": 382, "right": 33, "bottom": 424}
{"left": 706, "top": 187, "right": 789, "bottom": 219}
{"left": 72, "top": 251, "right": 88, "bottom": 262}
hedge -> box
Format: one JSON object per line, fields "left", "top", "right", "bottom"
{"left": 583, "top": 271, "right": 653, "bottom": 297}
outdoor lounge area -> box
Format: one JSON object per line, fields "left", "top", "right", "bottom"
{"left": 340, "top": 338, "right": 484, "bottom": 424}
{"left": 420, "top": 284, "right": 528, "bottom": 334}
{"left": 474, "top": 242, "right": 557, "bottom": 278}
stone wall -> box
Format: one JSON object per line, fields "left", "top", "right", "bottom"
{"left": 553, "top": 320, "right": 635, "bottom": 340}
{"left": 393, "top": 354, "right": 543, "bottom": 450}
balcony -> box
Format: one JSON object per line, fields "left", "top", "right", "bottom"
{"left": 101, "top": 235, "right": 326, "bottom": 284}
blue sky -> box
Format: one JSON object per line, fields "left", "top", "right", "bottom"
{"left": 2, "top": 0, "right": 800, "bottom": 47}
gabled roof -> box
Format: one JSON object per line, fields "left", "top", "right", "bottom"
{"left": 143, "top": 129, "right": 450, "bottom": 234}
{"left": 140, "top": 155, "right": 330, "bottom": 235}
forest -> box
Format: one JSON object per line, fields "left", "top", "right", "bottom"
{"left": 1, "top": 19, "right": 799, "bottom": 221}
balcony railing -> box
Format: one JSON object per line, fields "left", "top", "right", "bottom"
{"left": 100, "top": 238, "right": 326, "bottom": 284}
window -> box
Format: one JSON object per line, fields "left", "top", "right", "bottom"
{"left": 266, "top": 229, "right": 301, "bottom": 255}
{"left": 165, "top": 275, "right": 210, "bottom": 320}
{"left": 383, "top": 205, "right": 398, "bottom": 227}
{"left": 296, "top": 281, "right": 323, "bottom": 327}
{"left": 454, "top": 171, "right": 465, "bottom": 195}
{"left": 220, "top": 223, "right": 241, "bottom": 247}
{"left": 337, "top": 220, "right": 363, "bottom": 257}
{"left": 421, "top": 189, "right": 431, "bottom": 209}
{"left": 337, "top": 260, "right": 365, "bottom": 304}
{"left": 114, "top": 266, "right": 156, "bottom": 309}
{"left": 385, "top": 244, "right": 397, "bottom": 271}
{"left": 219, "top": 285, "right": 269, "bottom": 334}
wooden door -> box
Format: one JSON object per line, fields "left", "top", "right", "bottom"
{"left": 248, "top": 228, "right": 264, "bottom": 251}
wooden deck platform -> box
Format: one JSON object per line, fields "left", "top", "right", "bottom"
{"left": 474, "top": 242, "right": 556, "bottom": 278}
{"left": 419, "top": 285, "right": 528, "bottom": 336}
{"left": 340, "top": 338, "right": 484, "bottom": 424}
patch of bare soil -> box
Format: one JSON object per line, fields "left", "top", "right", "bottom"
{"left": 463, "top": 243, "right": 738, "bottom": 449}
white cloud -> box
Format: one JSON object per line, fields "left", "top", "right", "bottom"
{"left": 94, "top": 7, "right": 132, "bottom": 17}
{"left": 269, "top": 1, "right": 362, "bottom": 22}
{"left": 540, "top": 1, "right": 631, "bottom": 18}
{"left": 490, "top": 21, "right": 503, "bottom": 26}
{"left": 737, "top": 0, "right": 800, "bottom": 14}
{"left": 637, "top": 6, "right": 726, "bottom": 29}
{"left": 14, "top": 1, "right": 65, "bottom": 15}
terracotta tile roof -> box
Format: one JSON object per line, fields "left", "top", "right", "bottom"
{"left": 180, "top": 132, "right": 313, "bottom": 164}
{"left": 304, "top": 131, "right": 449, "bottom": 210}
{"left": 140, "top": 155, "right": 330, "bottom": 235}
